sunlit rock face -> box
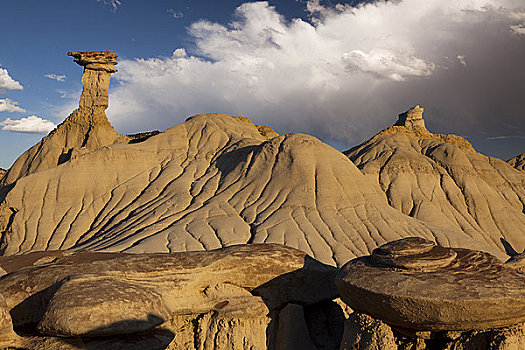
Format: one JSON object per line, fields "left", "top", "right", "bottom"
{"left": 394, "top": 105, "right": 426, "bottom": 131}
{"left": 0, "top": 244, "right": 338, "bottom": 349}
{"left": 0, "top": 58, "right": 509, "bottom": 265}
{"left": 346, "top": 106, "right": 525, "bottom": 260}
{"left": 0, "top": 107, "right": 505, "bottom": 264}
{"left": 508, "top": 154, "right": 525, "bottom": 171}
{"left": 337, "top": 237, "right": 525, "bottom": 349}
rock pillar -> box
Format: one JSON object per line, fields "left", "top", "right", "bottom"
{"left": 68, "top": 50, "right": 117, "bottom": 111}
{"left": 1, "top": 51, "right": 124, "bottom": 186}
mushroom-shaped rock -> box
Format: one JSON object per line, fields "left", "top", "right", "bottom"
{"left": 336, "top": 237, "right": 525, "bottom": 331}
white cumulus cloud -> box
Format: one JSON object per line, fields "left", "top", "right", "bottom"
{"left": 104, "top": 0, "right": 525, "bottom": 151}
{"left": 342, "top": 49, "right": 434, "bottom": 81}
{"left": 0, "top": 67, "right": 23, "bottom": 92}
{"left": 511, "top": 24, "right": 525, "bottom": 35}
{"left": 0, "top": 116, "right": 56, "bottom": 134}
{"left": 45, "top": 74, "right": 66, "bottom": 82}
{"left": 0, "top": 98, "right": 25, "bottom": 113}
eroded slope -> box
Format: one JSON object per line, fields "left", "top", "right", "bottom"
{"left": 509, "top": 154, "right": 525, "bottom": 171}
{"left": 0, "top": 114, "right": 502, "bottom": 265}
{"left": 346, "top": 114, "right": 525, "bottom": 257}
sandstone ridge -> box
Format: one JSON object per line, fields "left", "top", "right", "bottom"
{"left": 0, "top": 62, "right": 513, "bottom": 265}
{"left": 0, "top": 110, "right": 505, "bottom": 264}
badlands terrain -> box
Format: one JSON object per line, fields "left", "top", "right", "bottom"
{"left": 0, "top": 51, "right": 524, "bottom": 349}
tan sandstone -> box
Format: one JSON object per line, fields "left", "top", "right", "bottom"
{"left": 508, "top": 154, "right": 525, "bottom": 171}
{"left": 0, "top": 244, "right": 338, "bottom": 348}
{"left": 346, "top": 106, "right": 525, "bottom": 260}
{"left": 1, "top": 51, "right": 126, "bottom": 186}
{"left": 336, "top": 237, "right": 525, "bottom": 332}
{"left": 394, "top": 105, "right": 426, "bottom": 131}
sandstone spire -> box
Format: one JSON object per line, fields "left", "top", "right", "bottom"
{"left": 1, "top": 51, "right": 125, "bottom": 186}
{"left": 394, "top": 105, "right": 426, "bottom": 131}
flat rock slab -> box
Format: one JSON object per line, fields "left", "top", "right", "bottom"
{"left": 0, "top": 243, "right": 337, "bottom": 339}
{"left": 336, "top": 237, "right": 525, "bottom": 331}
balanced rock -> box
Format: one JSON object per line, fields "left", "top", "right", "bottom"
{"left": 336, "top": 237, "right": 525, "bottom": 332}
{"left": 508, "top": 154, "right": 525, "bottom": 171}
{"left": 1, "top": 51, "right": 126, "bottom": 186}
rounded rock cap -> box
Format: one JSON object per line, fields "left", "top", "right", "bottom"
{"left": 336, "top": 237, "right": 525, "bottom": 332}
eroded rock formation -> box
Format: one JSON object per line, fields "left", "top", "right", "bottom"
{"left": 0, "top": 110, "right": 504, "bottom": 264}
{"left": 394, "top": 105, "right": 426, "bottom": 131}
{"left": 336, "top": 237, "right": 525, "bottom": 331}
{"left": 346, "top": 106, "right": 525, "bottom": 260}
{"left": 508, "top": 154, "right": 525, "bottom": 171}
{"left": 0, "top": 244, "right": 339, "bottom": 349}
{"left": 1, "top": 51, "right": 126, "bottom": 186}
{"left": 336, "top": 237, "right": 525, "bottom": 349}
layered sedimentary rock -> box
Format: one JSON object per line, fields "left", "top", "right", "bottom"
{"left": 336, "top": 237, "right": 525, "bottom": 332}
{"left": 0, "top": 169, "right": 5, "bottom": 180}
{"left": 0, "top": 55, "right": 517, "bottom": 265}
{"left": 0, "top": 244, "right": 338, "bottom": 349}
{"left": 1, "top": 51, "right": 126, "bottom": 186}
{"left": 346, "top": 106, "right": 525, "bottom": 259}
{"left": 509, "top": 154, "right": 525, "bottom": 171}
{"left": 394, "top": 105, "right": 426, "bottom": 131}
{"left": 339, "top": 311, "right": 525, "bottom": 350}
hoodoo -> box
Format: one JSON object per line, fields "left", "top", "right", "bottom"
{"left": 1, "top": 51, "right": 125, "bottom": 186}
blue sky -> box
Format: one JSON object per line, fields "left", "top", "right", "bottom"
{"left": 1, "top": 0, "right": 524, "bottom": 169}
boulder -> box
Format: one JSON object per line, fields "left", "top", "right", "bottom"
{"left": 336, "top": 237, "right": 525, "bottom": 331}
{"left": 38, "top": 276, "right": 171, "bottom": 337}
